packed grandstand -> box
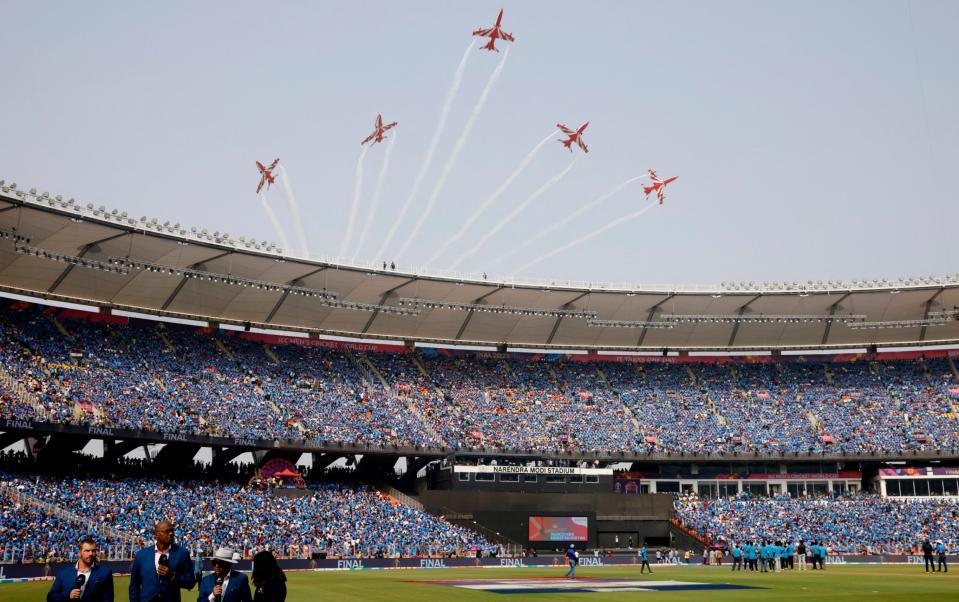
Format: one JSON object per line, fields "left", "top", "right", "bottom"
{"left": 2, "top": 303, "right": 957, "bottom": 454}
{"left": 1, "top": 300, "right": 958, "bottom": 564}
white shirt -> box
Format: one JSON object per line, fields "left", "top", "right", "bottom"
{"left": 154, "top": 544, "right": 173, "bottom": 574}
{"left": 208, "top": 573, "right": 230, "bottom": 602}
{"left": 75, "top": 561, "right": 93, "bottom": 596}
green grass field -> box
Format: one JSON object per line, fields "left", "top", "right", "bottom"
{"left": 2, "top": 565, "right": 956, "bottom": 601}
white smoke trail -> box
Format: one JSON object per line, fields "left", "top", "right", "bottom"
{"left": 277, "top": 164, "right": 310, "bottom": 257}
{"left": 394, "top": 45, "right": 510, "bottom": 262}
{"left": 512, "top": 201, "right": 658, "bottom": 275}
{"left": 352, "top": 131, "right": 397, "bottom": 262}
{"left": 449, "top": 156, "right": 577, "bottom": 270}
{"left": 424, "top": 129, "right": 557, "bottom": 267}
{"left": 339, "top": 145, "right": 369, "bottom": 258}
{"left": 258, "top": 194, "right": 292, "bottom": 253}
{"left": 489, "top": 173, "right": 651, "bottom": 267}
{"left": 373, "top": 39, "right": 476, "bottom": 262}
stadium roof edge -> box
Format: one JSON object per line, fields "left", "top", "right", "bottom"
{"left": 2, "top": 181, "right": 959, "bottom": 351}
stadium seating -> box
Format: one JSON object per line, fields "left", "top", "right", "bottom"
{"left": 0, "top": 474, "right": 491, "bottom": 562}
{"left": 673, "top": 492, "right": 959, "bottom": 554}
{"left": 1, "top": 304, "right": 958, "bottom": 454}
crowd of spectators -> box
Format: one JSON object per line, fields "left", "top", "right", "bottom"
{"left": 674, "top": 492, "right": 959, "bottom": 554}
{"left": 1, "top": 304, "right": 958, "bottom": 454}
{"left": 0, "top": 473, "right": 491, "bottom": 563}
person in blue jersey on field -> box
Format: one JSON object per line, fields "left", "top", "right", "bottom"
{"left": 935, "top": 540, "right": 948, "bottom": 572}
{"left": 759, "top": 541, "right": 769, "bottom": 573}
{"left": 564, "top": 545, "right": 578, "bottom": 579}
{"left": 786, "top": 541, "right": 795, "bottom": 570}
{"left": 639, "top": 544, "right": 652, "bottom": 574}
{"left": 747, "top": 541, "right": 758, "bottom": 571}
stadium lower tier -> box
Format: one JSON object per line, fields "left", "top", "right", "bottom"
{"left": 1, "top": 302, "right": 959, "bottom": 454}
{"left": 0, "top": 474, "right": 491, "bottom": 563}
{"left": 673, "top": 493, "right": 959, "bottom": 554}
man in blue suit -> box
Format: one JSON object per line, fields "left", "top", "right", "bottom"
{"left": 129, "top": 520, "right": 196, "bottom": 602}
{"left": 197, "top": 548, "right": 252, "bottom": 602}
{"left": 47, "top": 538, "right": 114, "bottom": 601}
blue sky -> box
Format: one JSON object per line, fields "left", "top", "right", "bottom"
{"left": 1, "top": 1, "right": 956, "bottom": 285}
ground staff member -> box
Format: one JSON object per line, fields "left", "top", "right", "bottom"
{"left": 639, "top": 544, "right": 652, "bottom": 574}
{"left": 564, "top": 545, "right": 578, "bottom": 579}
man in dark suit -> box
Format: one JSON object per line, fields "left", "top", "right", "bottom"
{"left": 47, "top": 538, "right": 114, "bottom": 601}
{"left": 129, "top": 520, "right": 196, "bottom": 602}
{"left": 197, "top": 548, "right": 252, "bottom": 602}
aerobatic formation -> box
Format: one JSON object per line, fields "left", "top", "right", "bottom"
{"left": 254, "top": 9, "right": 678, "bottom": 267}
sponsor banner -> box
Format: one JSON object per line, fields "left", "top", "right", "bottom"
{"left": 3, "top": 555, "right": 958, "bottom": 579}
{"left": 454, "top": 465, "right": 612, "bottom": 476}
{"left": 236, "top": 331, "right": 407, "bottom": 354}
{"left": 711, "top": 472, "right": 862, "bottom": 481}
{"left": 880, "top": 467, "right": 959, "bottom": 478}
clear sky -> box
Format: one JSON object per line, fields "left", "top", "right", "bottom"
{"left": 1, "top": 1, "right": 956, "bottom": 286}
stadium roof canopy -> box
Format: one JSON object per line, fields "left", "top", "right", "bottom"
{"left": 2, "top": 181, "right": 958, "bottom": 352}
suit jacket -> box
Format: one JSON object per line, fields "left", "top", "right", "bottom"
{"left": 197, "top": 571, "right": 253, "bottom": 602}
{"left": 129, "top": 544, "right": 196, "bottom": 602}
{"left": 47, "top": 563, "right": 114, "bottom": 602}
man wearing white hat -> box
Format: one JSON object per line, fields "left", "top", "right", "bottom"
{"left": 197, "top": 548, "right": 252, "bottom": 602}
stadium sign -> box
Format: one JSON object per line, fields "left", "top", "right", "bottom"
{"left": 454, "top": 465, "right": 613, "bottom": 475}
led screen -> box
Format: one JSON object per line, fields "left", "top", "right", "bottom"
{"left": 528, "top": 516, "right": 588, "bottom": 541}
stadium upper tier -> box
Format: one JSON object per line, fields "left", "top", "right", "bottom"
{"left": 1, "top": 303, "right": 958, "bottom": 456}
{"left": 2, "top": 181, "right": 959, "bottom": 351}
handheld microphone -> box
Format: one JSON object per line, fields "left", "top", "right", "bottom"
{"left": 158, "top": 554, "right": 169, "bottom": 567}
{"left": 74, "top": 574, "right": 86, "bottom": 590}
{"left": 214, "top": 575, "right": 224, "bottom": 602}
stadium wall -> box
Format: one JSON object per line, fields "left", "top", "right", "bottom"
{"left": 4, "top": 555, "right": 958, "bottom": 582}
{"left": 418, "top": 491, "right": 674, "bottom": 549}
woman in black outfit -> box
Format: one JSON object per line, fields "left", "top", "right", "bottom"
{"left": 252, "top": 550, "right": 287, "bottom": 602}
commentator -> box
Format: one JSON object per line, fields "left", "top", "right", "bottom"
{"left": 129, "top": 520, "right": 196, "bottom": 602}
{"left": 197, "top": 547, "right": 253, "bottom": 602}
{"left": 47, "top": 537, "right": 114, "bottom": 602}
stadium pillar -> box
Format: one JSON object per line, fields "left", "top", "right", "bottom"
{"left": 497, "top": 343, "right": 508, "bottom": 353}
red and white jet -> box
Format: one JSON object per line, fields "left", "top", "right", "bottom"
{"left": 473, "top": 9, "right": 515, "bottom": 52}
{"left": 361, "top": 114, "right": 398, "bottom": 146}
{"left": 557, "top": 122, "right": 589, "bottom": 153}
{"left": 255, "top": 158, "right": 279, "bottom": 194}
{"left": 642, "top": 169, "right": 678, "bottom": 204}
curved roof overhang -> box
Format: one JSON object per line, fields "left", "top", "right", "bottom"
{"left": 1, "top": 181, "right": 958, "bottom": 352}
